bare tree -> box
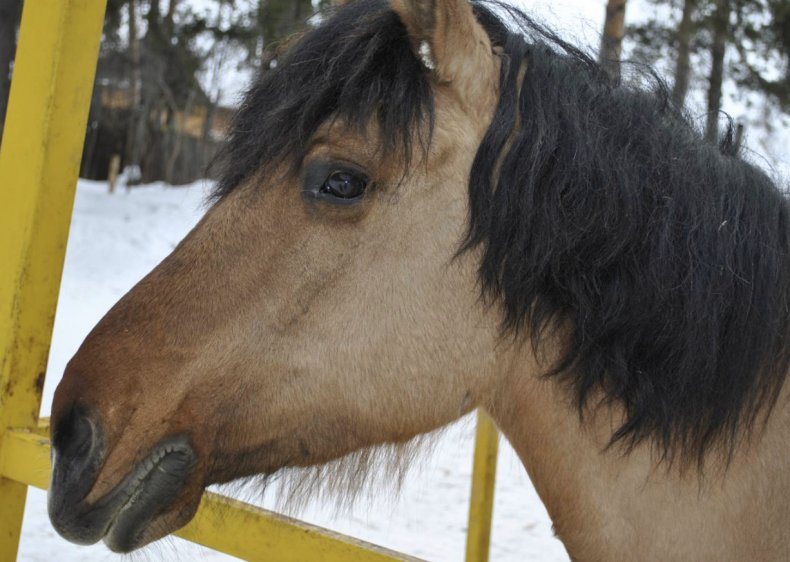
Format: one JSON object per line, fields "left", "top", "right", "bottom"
{"left": 600, "top": 0, "right": 628, "bottom": 81}
{"left": 165, "top": 0, "right": 178, "bottom": 38}
{"left": 672, "top": 0, "right": 696, "bottom": 107}
{"left": 706, "top": 0, "right": 729, "bottom": 142}
{"left": 125, "top": 0, "right": 145, "bottom": 175}
{"left": 147, "top": 0, "right": 162, "bottom": 37}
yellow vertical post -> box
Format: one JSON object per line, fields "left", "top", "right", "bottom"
{"left": 0, "top": 1, "right": 107, "bottom": 558}
{"left": 465, "top": 410, "right": 499, "bottom": 562}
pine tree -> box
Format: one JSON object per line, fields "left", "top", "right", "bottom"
{"left": 628, "top": 0, "right": 788, "bottom": 142}
{"left": 729, "top": 0, "right": 790, "bottom": 112}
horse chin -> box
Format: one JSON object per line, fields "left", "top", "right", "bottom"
{"left": 49, "top": 434, "right": 200, "bottom": 553}
{"left": 102, "top": 489, "right": 202, "bottom": 553}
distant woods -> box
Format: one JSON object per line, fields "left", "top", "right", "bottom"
{"left": 1, "top": 1, "right": 787, "bottom": 183}
{"left": 620, "top": 0, "right": 789, "bottom": 143}
{"left": 0, "top": 0, "right": 334, "bottom": 185}
{"left": 83, "top": 0, "right": 336, "bottom": 185}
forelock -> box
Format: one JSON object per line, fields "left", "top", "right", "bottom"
{"left": 211, "top": 0, "right": 434, "bottom": 200}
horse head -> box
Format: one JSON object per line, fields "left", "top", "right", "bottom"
{"left": 49, "top": 0, "right": 507, "bottom": 551}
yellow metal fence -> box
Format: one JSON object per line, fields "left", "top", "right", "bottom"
{"left": 0, "top": 1, "right": 500, "bottom": 560}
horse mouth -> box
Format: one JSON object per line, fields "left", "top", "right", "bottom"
{"left": 49, "top": 435, "right": 197, "bottom": 553}
{"left": 101, "top": 439, "right": 196, "bottom": 551}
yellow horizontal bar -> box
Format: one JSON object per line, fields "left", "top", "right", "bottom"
{"left": 0, "top": 429, "right": 420, "bottom": 562}
{"left": 0, "top": 431, "right": 50, "bottom": 490}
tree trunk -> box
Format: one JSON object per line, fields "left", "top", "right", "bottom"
{"left": 147, "top": 0, "right": 161, "bottom": 38}
{"left": 672, "top": 0, "right": 695, "bottom": 107}
{"left": 201, "top": 96, "right": 218, "bottom": 168}
{"left": 599, "top": 0, "right": 627, "bottom": 82}
{"left": 292, "top": 0, "right": 308, "bottom": 20}
{"left": 81, "top": 85, "right": 102, "bottom": 179}
{"left": 0, "top": 0, "right": 22, "bottom": 145}
{"left": 733, "top": 122, "right": 744, "bottom": 152}
{"left": 706, "top": 0, "right": 729, "bottom": 142}
{"left": 165, "top": 0, "right": 178, "bottom": 38}
{"left": 130, "top": 96, "right": 149, "bottom": 186}
{"left": 165, "top": 89, "right": 194, "bottom": 185}
{"left": 125, "top": 0, "right": 144, "bottom": 169}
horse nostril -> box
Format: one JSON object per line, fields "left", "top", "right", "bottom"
{"left": 52, "top": 406, "right": 100, "bottom": 473}
{"left": 49, "top": 406, "right": 111, "bottom": 545}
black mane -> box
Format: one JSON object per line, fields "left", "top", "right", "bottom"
{"left": 214, "top": 0, "right": 790, "bottom": 462}
{"left": 212, "top": 1, "right": 432, "bottom": 198}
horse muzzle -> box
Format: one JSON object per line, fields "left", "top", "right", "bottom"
{"left": 47, "top": 408, "right": 197, "bottom": 552}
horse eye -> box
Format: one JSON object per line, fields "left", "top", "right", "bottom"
{"left": 320, "top": 171, "right": 367, "bottom": 200}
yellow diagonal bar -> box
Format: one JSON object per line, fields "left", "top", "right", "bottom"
{"left": 0, "top": 0, "right": 107, "bottom": 558}
{"left": 0, "top": 429, "right": 420, "bottom": 562}
{"left": 465, "top": 410, "right": 499, "bottom": 562}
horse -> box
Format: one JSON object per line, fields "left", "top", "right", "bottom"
{"left": 48, "top": 0, "right": 790, "bottom": 559}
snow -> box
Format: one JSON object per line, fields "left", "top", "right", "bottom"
{"left": 18, "top": 180, "right": 569, "bottom": 561}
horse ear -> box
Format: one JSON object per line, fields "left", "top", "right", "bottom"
{"left": 391, "top": 0, "right": 494, "bottom": 98}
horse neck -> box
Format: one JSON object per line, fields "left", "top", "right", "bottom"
{"left": 486, "top": 350, "right": 790, "bottom": 562}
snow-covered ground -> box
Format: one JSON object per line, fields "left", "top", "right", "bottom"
{"left": 18, "top": 180, "right": 569, "bottom": 562}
